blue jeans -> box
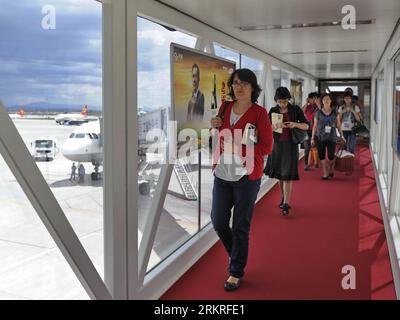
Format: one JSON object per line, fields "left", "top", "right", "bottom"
{"left": 343, "top": 131, "right": 356, "bottom": 154}
{"left": 211, "top": 175, "right": 261, "bottom": 278}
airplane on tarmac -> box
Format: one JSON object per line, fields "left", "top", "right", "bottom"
{"left": 55, "top": 105, "right": 98, "bottom": 125}
{"left": 61, "top": 119, "right": 103, "bottom": 180}
{"left": 8, "top": 106, "right": 25, "bottom": 119}
{"left": 61, "top": 118, "right": 164, "bottom": 193}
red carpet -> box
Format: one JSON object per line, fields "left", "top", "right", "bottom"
{"left": 162, "top": 145, "right": 396, "bottom": 300}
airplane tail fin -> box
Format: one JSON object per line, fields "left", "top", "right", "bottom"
{"left": 81, "top": 105, "right": 88, "bottom": 117}
{"left": 18, "top": 107, "right": 25, "bottom": 117}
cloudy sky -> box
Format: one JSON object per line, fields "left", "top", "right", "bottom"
{"left": 137, "top": 17, "right": 196, "bottom": 111}
{"left": 0, "top": 1, "right": 262, "bottom": 112}
{"left": 0, "top": 0, "right": 102, "bottom": 108}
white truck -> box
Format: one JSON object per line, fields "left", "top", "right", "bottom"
{"left": 31, "top": 137, "right": 59, "bottom": 161}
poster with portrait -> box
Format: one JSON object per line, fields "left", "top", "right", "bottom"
{"left": 171, "top": 43, "right": 236, "bottom": 152}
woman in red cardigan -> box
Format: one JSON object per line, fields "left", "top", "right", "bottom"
{"left": 210, "top": 68, "right": 273, "bottom": 291}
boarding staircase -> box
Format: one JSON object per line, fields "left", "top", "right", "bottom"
{"left": 173, "top": 158, "right": 198, "bottom": 201}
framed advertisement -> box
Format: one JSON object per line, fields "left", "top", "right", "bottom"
{"left": 170, "top": 43, "right": 236, "bottom": 153}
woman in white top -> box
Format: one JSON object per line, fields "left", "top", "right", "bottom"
{"left": 338, "top": 91, "right": 361, "bottom": 154}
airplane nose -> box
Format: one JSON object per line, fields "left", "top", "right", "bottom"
{"left": 61, "top": 140, "right": 75, "bottom": 159}
{"left": 62, "top": 138, "right": 91, "bottom": 159}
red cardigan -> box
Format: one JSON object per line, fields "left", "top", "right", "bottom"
{"left": 212, "top": 101, "right": 273, "bottom": 180}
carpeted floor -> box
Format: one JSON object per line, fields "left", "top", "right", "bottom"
{"left": 162, "top": 145, "right": 396, "bottom": 300}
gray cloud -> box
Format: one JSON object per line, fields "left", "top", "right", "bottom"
{"left": 0, "top": 0, "right": 102, "bottom": 107}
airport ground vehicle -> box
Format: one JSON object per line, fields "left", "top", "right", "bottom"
{"left": 31, "top": 137, "right": 58, "bottom": 161}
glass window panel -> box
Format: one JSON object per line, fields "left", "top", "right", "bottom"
{"left": 136, "top": 16, "right": 198, "bottom": 272}
{"left": 241, "top": 55, "right": 263, "bottom": 83}
{"left": 0, "top": 149, "right": 90, "bottom": 299}
{"left": 281, "top": 70, "right": 290, "bottom": 88}
{"left": 394, "top": 54, "right": 400, "bottom": 158}
{"left": 214, "top": 43, "right": 240, "bottom": 67}
{"left": 376, "top": 70, "right": 385, "bottom": 124}
{"left": 272, "top": 65, "right": 281, "bottom": 93}
{"left": 0, "top": 0, "right": 103, "bottom": 298}
{"left": 241, "top": 54, "right": 264, "bottom": 104}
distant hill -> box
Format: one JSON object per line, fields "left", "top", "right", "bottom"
{"left": 7, "top": 102, "right": 102, "bottom": 113}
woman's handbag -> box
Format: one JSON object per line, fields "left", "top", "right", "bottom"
{"left": 352, "top": 120, "right": 368, "bottom": 134}
{"left": 291, "top": 107, "right": 308, "bottom": 144}
{"left": 291, "top": 127, "right": 309, "bottom": 144}
{"left": 334, "top": 145, "right": 355, "bottom": 173}
{"left": 308, "top": 147, "right": 320, "bottom": 167}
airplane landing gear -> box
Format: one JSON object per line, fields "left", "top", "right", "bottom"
{"left": 91, "top": 161, "right": 102, "bottom": 181}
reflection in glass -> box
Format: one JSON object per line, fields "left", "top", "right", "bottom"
{"left": 137, "top": 16, "right": 198, "bottom": 272}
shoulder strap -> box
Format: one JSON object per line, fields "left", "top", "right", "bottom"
{"left": 218, "top": 100, "right": 231, "bottom": 120}
{"left": 292, "top": 105, "right": 298, "bottom": 122}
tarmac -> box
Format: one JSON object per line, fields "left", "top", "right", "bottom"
{"left": 0, "top": 118, "right": 209, "bottom": 299}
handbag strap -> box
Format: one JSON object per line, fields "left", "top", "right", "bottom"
{"left": 336, "top": 144, "right": 346, "bottom": 157}
{"left": 218, "top": 100, "right": 231, "bottom": 121}
{"left": 290, "top": 105, "right": 296, "bottom": 134}
{"left": 293, "top": 105, "right": 297, "bottom": 123}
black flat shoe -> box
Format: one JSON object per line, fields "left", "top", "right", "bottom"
{"left": 282, "top": 203, "right": 290, "bottom": 216}
{"left": 224, "top": 278, "right": 241, "bottom": 291}
{"left": 279, "top": 201, "right": 291, "bottom": 210}
{"left": 329, "top": 172, "right": 334, "bottom": 178}
{"left": 321, "top": 176, "right": 329, "bottom": 180}
{"left": 279, "top": 198, "right": 284, "bottom": 209}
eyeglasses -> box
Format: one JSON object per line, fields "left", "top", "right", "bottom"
{"left": 232, "top": 80, "right": 250, "bottom": 88}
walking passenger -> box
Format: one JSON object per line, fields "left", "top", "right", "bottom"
{"left": 210, "top": 68, "right": 273, "bottom": 291}
{"left": 302, "top": 92, "right": 318, "bottom": 170}
{"left": 265, "top": 87, "right": 309, "bottom": 215}
{"left": 338, "top": 91, "right": 361, "bottom": 154}
{"left": 315, "top": 93, "right": 322, "bottom": 110}
{"left": 311, "top": 93, "right": 346, "bottom": 179}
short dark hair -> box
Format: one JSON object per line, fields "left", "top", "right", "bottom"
{"left": 344, "top": 87, "right": 353, "bottom": 94}
{"left": 343, "top": 91, "right": 353, "bottom": 98}
{"left": 308, "top": 92, "right": 318, "bottom": 99}
{"left": 274, "top": 87, "right": 292, "bottom": 101}
{"left": 227, "top": 68, "right": 261, "bottom": 103}
{"left": 192, "top": 64, "right": 200, "bottom": 79}
{"left": 321, "top": 93, "right": 332, "bottom": 105}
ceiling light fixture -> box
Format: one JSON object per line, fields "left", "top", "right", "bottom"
{"left": 282, "top": 49, "right": 369, "bottom": 55}
{"left": 237, "top": 19, "right": 375, "bottom": 31}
